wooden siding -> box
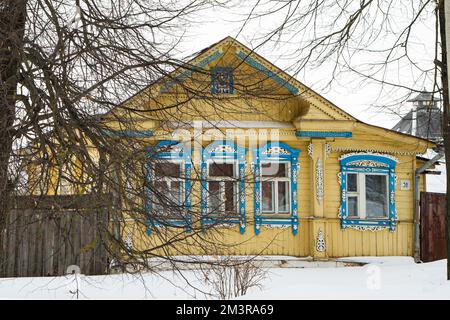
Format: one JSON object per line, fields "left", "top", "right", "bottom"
{"left": 126, "top": 137, "right": 421, "bottom": 258}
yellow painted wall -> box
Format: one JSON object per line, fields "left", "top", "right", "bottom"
{"left": 33, "top": 37, "right": 432, "bottom": 259}
{"left": 122, "top": 134, "right": 421, "bottom": 259}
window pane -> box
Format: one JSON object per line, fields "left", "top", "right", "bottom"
{"left": 277, "top": 181, "right": 290, "bottom": 213}
{"left": 224, "top": 181, "right": 236, "bottom": 213}
{"left": 154, "top": 162, "right": 181, "bottom": 178}
{"left": 208, "top": 181, "right": 222, "bottom": 213}
{"left": 348, "top": 196, "right": 358, "bottom": 217}
{"left": 261, "top": 181, "right": 274, "bottom": 212}
{"left": 365, "top": 175, "right": 388, "bottom": 218}
{"left": 209, "top": 162, "right": 235, "bottom": 177}
{"left": 169, "top": 181, "right": 182, "bottom": 206}
{"left": 154, "top": 181, "right": 169, "bottom": 194}
{"left": 347, "top": 173, "right": 357, "bottom": 192}
{"left": 261, "top": 162, "right": 288, "bottom": 177}
{"left": 153, "top": 181, "right": 169, "bottom": 213}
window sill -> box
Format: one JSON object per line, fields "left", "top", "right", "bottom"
{"left": 341, "top": 217, "right": 396, "bottom": 231}
{"left": 347, "top": 216, "right": 389, "bottom": 221}
{"left": 260, "top": 213, "right": 291, "bottom": 219}
{"left": 151, "top": 218, "right": 191, "bottom": 227}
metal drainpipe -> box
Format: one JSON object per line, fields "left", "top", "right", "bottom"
{"left": 413, "top": 150, "right": 445, "bottom": 262}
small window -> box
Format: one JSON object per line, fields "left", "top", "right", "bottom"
{"left": 211, "top": 67, "right": 233, "bottom": 94}
{"left": 345, "top": 172, "right": 388, "bottom": 219}
{"left": 207, "top": 160, "right": 237, "bottom": 214}
{"left": 261, "top": 161, "right": 290, "bottom": 214}
{"left": 339, "top": 152, "right": 398, "bottom": 231}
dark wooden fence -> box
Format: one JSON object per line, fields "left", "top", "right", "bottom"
{"left": 420, "top": 192, "right": 447, "bottom": 262}
{"left": 0, "top": 194, "right": 113, "bottom": 277}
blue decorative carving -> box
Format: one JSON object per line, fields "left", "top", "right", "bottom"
{"left": 211, "top": 67, "right": 234, "bottom": 94}
{"left": 160, "top": 50, "right": 224, "bottom": 93}
{"left": 338, "top": 153, "right": 399, "bottom": 231}
{"left": 201, "top": 140, "right": 247, "bottom": 233}
{"left": 252, "top": 142, "right": 301, "bottom": 235}
{"left": 145, "top": 140, "right": 192, "bottom": 235}
{"left": 235, "top": 51, "right": 299, "bottom": 94}
{"left": 296, "top": 131, "right": 352, "bottom": 138}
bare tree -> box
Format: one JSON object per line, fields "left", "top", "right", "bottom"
{"left": 1, "top": 0, "right": 282, "bottom": 293}
{"left": 197, "top": 257, "right": 267, "bottom": 299}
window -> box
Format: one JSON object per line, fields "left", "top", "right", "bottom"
{"left": 211, "top": 67, "right": 233, "bottom": 94}
{"left": 339, "top": 153, "right": 399, "bottom": 231}
{"left": 145, "top": 140, "right": 192, "bottom": 234}
{"left": 261, "top": 162, "right": 290, "bottom": 214}
{"left": 252, "top": 142, "right": 300, "bottom": 235}
{"left": 201, "top": 140, "right": 247, "bottom": 233}
{"left": 206, "top": 161, "right": 238, "bottom": 214}
{"left": 345, "top": 173, "right": 388, "bottom": 219}
{"left": 152, "top": 161, "right": 184, "bottom": 217}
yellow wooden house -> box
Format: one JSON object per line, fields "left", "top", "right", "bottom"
{"left": 86, "top": 37, "right": 434, "bottom": 259}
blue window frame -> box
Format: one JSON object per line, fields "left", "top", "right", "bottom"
{"left": 252, "top": 142, "right": 300, "bottom": 235}
{"left": 201, "top": 140, "right": 246, "bottom": 233}
{"left": 145, "top": 140, "right": 192, "bottom": 234}
{"left": 211, "top": 67, "right": 234, "bottom": 94}
{"left": 338, "top": 153, "right": 399, "bottom": 231}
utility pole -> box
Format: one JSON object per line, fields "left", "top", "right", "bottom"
{"left": 441, "top": 0, "right": 450, "bottom": 279}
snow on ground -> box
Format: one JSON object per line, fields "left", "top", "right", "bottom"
{"left": 1, "top": 257, "right": 450, "bottom": 299}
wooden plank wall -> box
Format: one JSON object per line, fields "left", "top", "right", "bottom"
{"left": 0, "top": 195, "right": 111, "bottom": 278}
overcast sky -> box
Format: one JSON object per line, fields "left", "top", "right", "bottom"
{"left": 170, "top": 1, "right": 438, "bottom": 130}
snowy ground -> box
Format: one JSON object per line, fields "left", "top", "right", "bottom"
{"left": 1, "top": 257, "right": 450, "bottom": 299}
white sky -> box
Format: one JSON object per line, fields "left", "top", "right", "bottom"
{"left": 172, "top": 1, "right": 438, "bottom": 129}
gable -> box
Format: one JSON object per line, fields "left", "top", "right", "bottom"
{"left": 108, "top": 37, "right": 433, "bottom": 154}
{"left": 118, "top": 37, "right": 353, "bottom": 123}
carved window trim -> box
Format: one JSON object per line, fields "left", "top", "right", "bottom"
{"left": 145, "top": 140, "right": 192, "bottom": 234}
{"left": 338, "top": 152, "right": 399, "bottom": 232}
{"left": 252, "top": 142, "right": 301, "bottom": 235}
{"left": 201, "top": 140, "right": 247, "bottom": 234}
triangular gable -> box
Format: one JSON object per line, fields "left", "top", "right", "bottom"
{"left": 111, "top": 37, "right": 434, "bottom": 152}
{"left": 120, "top": 36, "right": 354, "bottom": 121}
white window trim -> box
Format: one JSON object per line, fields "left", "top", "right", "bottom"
{"left": 206, "top": 159, "right": 238, "bottom": 214}
{"left": 260, "top": 161, "right": 291, "bottom": 215}
{"left": 346, "top": 172, "right": 389, "bottom": 220}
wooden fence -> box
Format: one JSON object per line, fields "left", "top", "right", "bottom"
{"left": 420, "top": 192, "right": 447, "bottom": 262}
{"left": 0, "top": 194, "right": 113, "bottom": 277}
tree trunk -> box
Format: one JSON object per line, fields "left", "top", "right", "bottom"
{"left": 0, "top": 0, "right": 27, "bottom": 226}
{"left": 438, "top": 0, "right": 450, "bottom": 280}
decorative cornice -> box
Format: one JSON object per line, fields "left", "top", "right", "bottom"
{"left": 332, "top": 146, "right": 416, "bottom": 156}
{"left": 296, "top": 131, "right": 352, "bottom": 138}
